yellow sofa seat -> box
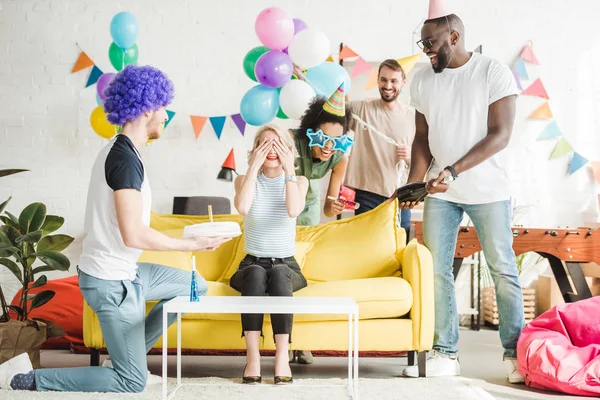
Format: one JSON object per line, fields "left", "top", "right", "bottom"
{"left": 83, "top": 200, "right": 433, "bottom": 358}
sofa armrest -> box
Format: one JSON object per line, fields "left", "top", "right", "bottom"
{"left": 83, "top": 300, "right": 106, "bottom": 349}
{"left": 401, "top": 238, "right": 434, "bottom": 352}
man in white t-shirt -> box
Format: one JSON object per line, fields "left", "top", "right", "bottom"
{"left": 0, "top": 65, "right": 230, "bottom": 393}
{"left": 400, "top": 10, "right": 525, "bottom": 383}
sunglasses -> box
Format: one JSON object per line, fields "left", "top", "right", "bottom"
{"left": 306, "top": 128, "right": 354, "bottom": 154}
{"left": 416, "top": 30, "right": 449, "bottom": 50}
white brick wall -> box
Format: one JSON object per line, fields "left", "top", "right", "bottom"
{"left": 0, "top": 0, "right": 599, "bottom": 292}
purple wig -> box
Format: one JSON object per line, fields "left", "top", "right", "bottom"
{"left": 103, "top": 65, "right": 174, "bottom": 126}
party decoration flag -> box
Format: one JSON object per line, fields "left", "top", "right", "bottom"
{"left": 549, "top": 137, "right": 573, "bottom": 159}
{"left": 322, "top": 83, "right": 346, "bottom": 117}
{"left": 522, "top": 78, "right": 549, "bottom": 99}
{"left": 209, "top": 116, "right": 227, "bottom": 139}
{"left": 397, "top": 53, "right": 422, "bottom": 76}
{"left": 326, "top": 55, "right": 334, "bottom": 62}
{"left": 520, "top": 44, "right": 540, "bottom": 64}
{"left": 85, "top": 65, "right": 103, "bottom": 88}
{"left": 513, "top": 70, "right": 523, "bottom": 91}
{"left": 592, "top": 161, "right": 600, "bottom": 184}
{"left": 474, "top": 45, "right": 482, "bottom": 54}
{"left": 537, "top": 121, "right": 561, "bottom": 140}
{"left": 365, "top": 69, "right": 378, "bottom": 91}
{"left": 231, "top": 113, "right": 246, "bottom": 136}
{"left": 350, "top": 57, "right": 372, "bottom": 78}
{"left": 339, "top": 45, "right": 359, "bottom": 60}
{"left": 222, "top": 149, "right": 236, "bottom": 170}
{"left": 428, "top": 0, "right": 451, "bottom": 19}
{"left": 515, "top": 58, "right": 529, "bottom": 79}
{"left": 164, "top": 110, "right": 175, "bottom": 129}
{"left": 190, "top": 115, "right": 208, "bottom": 139}
{"left": 529, "top": 102, "right": 552, "bottom": 119}
{"left": 569, "top": 152, "right": 589, "bottom": 175}
{"left": 72, "top": 51, "right": 94, "bottom": 73}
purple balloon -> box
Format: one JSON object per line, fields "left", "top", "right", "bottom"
{"left": 293, "top": 18, "right": 308, "bottom": 35}
{"left": 254, "top": 50, "right": 293, "bottom": 89}
{"left": 96, "top": 73, "right": 116, "bottom": 101}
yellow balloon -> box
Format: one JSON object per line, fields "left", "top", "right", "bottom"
{"left": 90, "top": 106, "right": 117, "bottom": 139}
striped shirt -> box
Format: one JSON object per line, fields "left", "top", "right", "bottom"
{"left": 244, "top": 172, "right": 296, "bottom": 258}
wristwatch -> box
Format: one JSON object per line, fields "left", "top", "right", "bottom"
{"left": 444, "top": 166, "right": 458, "bottom": 183}
{"left": 285, "top": 175, "right": 298, "bottom": 184}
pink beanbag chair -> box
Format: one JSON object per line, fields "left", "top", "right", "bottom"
{"left": 517, "top": 296, "right": 600, "bottom": 396}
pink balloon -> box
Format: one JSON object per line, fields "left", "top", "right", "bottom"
{"left": 255, "top": 7, "right": 294, "bottom": 50}
{"left": 96, "top": 73, "right": 116, "bottom": 102}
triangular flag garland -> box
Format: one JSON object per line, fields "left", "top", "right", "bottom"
{"left": 326, "top": 55, "right": 334, "bottom": 62}
{"left": 350, "top": 57, "right": 372, "bottom": 79}
{"left": 230, "top": 113, "right": 246, "bottom": 136}
{"left": 85, "top": 65, "right": 103, "bottom": 88}
{"left": 529, "top": 102, "right": 552, "bottom": 119}
{"left": 569, "top": 152, "right": 589, "bottom": 175}
{"left": 536, "top": 121, "right": 561, "bottom": 140}
{"left": 365, "top": 69, "right": 378, "bottom": 92}
{"left": 513, "top": 70, "right": 523, "bottom": 91}
{"left": 72, "top": 51, "right": 95, "bottom": 73}
{"left": 164, "top": 110, "right": 176, "bottom": 129}
{"left": 549, "top": 137, "right": 574, "bottom": 160}
{"left": 190, "top": 116, "right": 208, "bottom": 139}
{"left": 209, "top": 116, "right": 227, "bottom": 140}
{"left": 522, "top": 78, "right": 549, "bottom": 99}
{"left": 339, "top": 45, "right": 359, "bottom": 60}
{"left": 474, "top": 45, "right": 482, "bottom": 54}
{"left": 520, "top": 44, "right": 540, "bottom": 65}
{"left": 515, "top": 58, "right": 529, "bottom": 80}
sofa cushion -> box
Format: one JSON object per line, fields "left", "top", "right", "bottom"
{"left": 182, "top": 277, "right": 412, "bottom": 322}
{"left": 297, "top": 201, "right": 404, "bottom": 282}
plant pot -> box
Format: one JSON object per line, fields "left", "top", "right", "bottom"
{"left": 483, "top": 287, "right": 536, "bottom": 327}
{"left": 0, "top": 319, "right": 48, "bottom": 368}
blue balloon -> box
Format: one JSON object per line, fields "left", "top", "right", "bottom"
{"left": 240, "top": 85, "right": 279, "bottom": 126}
{"left": 95, "top": 93, "right": 103, "bottom": 106}
{"left": 110, "top": 12, "right": 139, "bottom": 50}
{"left": 306, "top": 62, "right": 352, "bottom": 98}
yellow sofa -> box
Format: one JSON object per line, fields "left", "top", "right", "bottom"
{"left": 83, "top": 200, "right": 433, "bottom": 368}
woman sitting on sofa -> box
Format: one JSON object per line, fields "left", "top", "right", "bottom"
{"left": 230, "top": 124, "right": 309, "bottom": 384}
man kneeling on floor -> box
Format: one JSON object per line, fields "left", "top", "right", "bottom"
{"left": 0, "top": 65, "right": 230, "bottom": 393}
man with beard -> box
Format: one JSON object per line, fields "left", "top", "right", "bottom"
{"left": 400, "top": 1, "right": 525, "bottom": 384}
{"left": 345, "top": 59, "right": 415, "bottom": 237}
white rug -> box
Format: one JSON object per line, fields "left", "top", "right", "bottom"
{"left": 3, "top": 376, "right": 494, "bottom": 399}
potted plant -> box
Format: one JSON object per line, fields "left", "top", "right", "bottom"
{"left": 0, "top": 171, "right": 73, "bottom": 367}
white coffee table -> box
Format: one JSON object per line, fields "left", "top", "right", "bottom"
{"left": 162, "top": 296, "right": 359, "bottom": 399}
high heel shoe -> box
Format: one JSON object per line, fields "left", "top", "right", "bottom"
{"left": 274, "top": 375, "right": 294, "bottom": 385}
{"left": 242, "top": 364, "right": 261, "bottom": 384}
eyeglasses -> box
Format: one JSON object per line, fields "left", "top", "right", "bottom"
{"left": 306, "top": 128, "right": 354, "bottom": 154}
{"left": 416, "top": 30, "right": 449, "bottom": 50}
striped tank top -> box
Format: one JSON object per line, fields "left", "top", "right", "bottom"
{"left": 244, "top": 172, "right": 296, "bottom": 258}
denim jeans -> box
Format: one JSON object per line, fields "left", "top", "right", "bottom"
{"left": 423, "top": 197, "right": 524, "bottom": 358}
{"left": 354, "top": 189, "right": 411, "bottom": 242}
{"left": 230, "top": 255, "right": 307, "bottom": 339}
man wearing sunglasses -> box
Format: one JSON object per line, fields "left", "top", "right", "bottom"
{"left": 401, "top": 5, "right": 524, "bottom": 384}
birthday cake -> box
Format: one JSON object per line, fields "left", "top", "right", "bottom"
{"left": 183, "top": 222, "right": 242, "bottom": 239}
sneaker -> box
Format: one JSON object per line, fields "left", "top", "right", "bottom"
{"left": 504, "top": 358, "right": 524, "bottom": 384}
{"left": 402, "top": 350, "right": 460, "bottom": 378}
{"left": 102, "top": 358, "right": 162, "bottom": 385}
{"left": 0, "top": 353, "right": 33, "bottom": 390}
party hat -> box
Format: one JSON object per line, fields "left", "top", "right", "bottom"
{"left": 322, "top": 82, "right": 346, "bottom": 117}
{"left": 428, "top": 0, "right": 451, "bottom": 20}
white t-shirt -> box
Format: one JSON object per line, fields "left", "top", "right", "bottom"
{"left": 78, "top": 135, "right": 151, "bottom": 281}
{"left": 410, "top": 52, "right": 519, "bottom": 204}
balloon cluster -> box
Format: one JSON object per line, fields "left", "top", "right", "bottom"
{"left": 239, "top": 7, "right": 350, "bottom": 126}
{"left": 90, "top": 12, "right": 140, "bottom": 139}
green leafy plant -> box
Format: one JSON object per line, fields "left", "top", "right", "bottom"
{"left": 0, "top": 197, "right": 73, "bottom": 321}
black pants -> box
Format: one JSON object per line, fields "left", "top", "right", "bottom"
{"left": 230, "top": 255, "right": 307, "bottom": 339}
{"left": 354, "top": 189, "right": 412, "bottom": 243}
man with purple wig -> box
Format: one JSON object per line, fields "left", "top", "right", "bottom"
{"left": 0, "top": 65, "right": 230, "bottom": 393}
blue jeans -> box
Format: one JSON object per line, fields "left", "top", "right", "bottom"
{"left": 423, "top": 197, "right": 524, "bottom": 358}
{"left": 35, "top": 263, "right": 207, "bottom": 392}
{"left": 354, "top": 189, "right": 411, "bottom": 242}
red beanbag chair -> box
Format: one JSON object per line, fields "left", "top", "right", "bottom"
{"left": 517, "top": 296, "right": 600, "bottom": 396}
{"left": 11, "top": 276, "right": 83, "bottom": 349}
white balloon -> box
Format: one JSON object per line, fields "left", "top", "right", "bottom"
{"left": 279, "top": 80, "right": 316, "bottom": 120}
{"left": 288, "top": 28, "right": 330, "bottom": 69}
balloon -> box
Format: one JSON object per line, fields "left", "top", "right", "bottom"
{"left": 90, "top": 106, "right": 117, "bottom": 139}
{"left": 109, "top": 42, "right": 138, "bottom": 71}
{"left": 276, "top": 87, "right": 289, "bottom": 119}
{"left": 288, "top": 28, "right": 330, "bottom": 69}
{"left": 255, "top": 7, "right": 294, "bottom": 50}
{"left": 240, "top": 85, "right": 279, "bottom": 126}
{"left": 110, "top": 12, "right": 139, "bottom": 49}
{"left": 279, "top": 80, "right": 316, "bottom": 120}
{"left": 306, "top": 62, "right": 352, "bottom": 97}
{"left": 243, "top": 46, "right": 270, "bottom": 82}
{"left": 254, "top": 51, "right": 293, "bottom": 89}
{"left": 96, "top": 73, "right": 116, "bottom": 102}
{"left": 293, "top": 18, "right": 308, "bottom": 35}
{"left": 95, "top": 93, "right": 103, "bottom": 106}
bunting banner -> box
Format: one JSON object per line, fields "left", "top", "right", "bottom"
{"left": 537, "top": 121, "right": 561, "bottom": 140}
{"left": 164, "top": 110, "right": 176, "bottom": 129}
{"left": 190, "top": 116, "right": 208, "bottom": 139}
{"left": 513, "top": 70, "right": 523, "bottom": 91}
{"left": 474, "top": 45, "right": 482, "bottom": 54}
{"left": 350, "top": 57, "right": 372, "bottom": 78}
{"left": 365, "top": 69, "right": 378, "bottom": 91}
{"left": 339, "top": 45, "right": 359, "bottom": 60}
{"left": 522, "top": 78, "right": 549, "bottom": 99}
{"left": 520, "top": 43, "right": 540, "bottom": 64}
{"left": 569, "top": 152, "right": 589, "bottom": 175}
{"left": 549, "top": 137, "right": 573, "bottom": 160}
{"left": 85, "top": 65, "right": 103, "bottom": 88}
{"left": 189, "top": 113, "right": 247, "bottom": 140}
{"left": 515, "top": 58, "right": 529, "bottom": 80}
{"left": 230, "top": 113, "right": 246, "bottom": 136}
{"left": 529, "top": 102, "right": 553, "bottom": 119}
{"left": 72, "top": 51, "right": 95, "bottom": 73}
{"left": 209, "top": 116, "right": 227, "bottom": 140}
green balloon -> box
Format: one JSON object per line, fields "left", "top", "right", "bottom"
{"left": 243, "top": 46, "right": 269, "bottom": 82}
{"left": 109, "top": 42, "right": 139, "bottom": 71}
{"left": 277, "top": 107, "right": 288, "bottom": 119}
